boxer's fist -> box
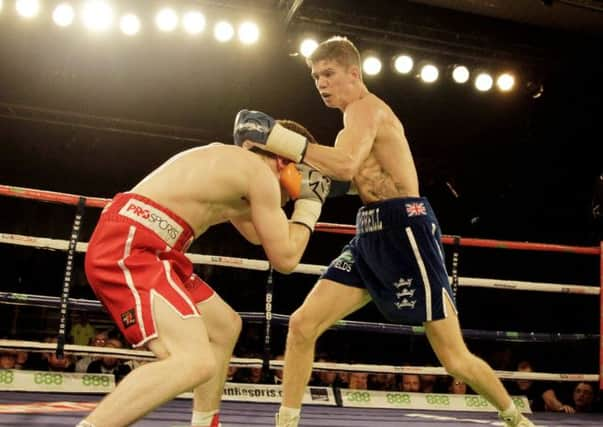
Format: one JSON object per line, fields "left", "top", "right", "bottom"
{"left": 298, "top": 164, "right": 331, "bottom": 204}
{"left": 233, "top": 109, "right": 308, "bottom": 162}
{"left": 291, "top": 165, "right": 331, "bottom": 232}
{"left": 233, "top": 109, "right": 277, "bottom": 148}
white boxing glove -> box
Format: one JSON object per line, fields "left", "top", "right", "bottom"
{"left": 290, "top": 164, "right": 331, "bottom": 231}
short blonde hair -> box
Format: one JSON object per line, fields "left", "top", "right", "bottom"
{"left": 307, "top": 36, "right": 361, "bottom": 69}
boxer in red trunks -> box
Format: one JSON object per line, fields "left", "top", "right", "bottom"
{"left": 77, "top": 120, "right": 330, "bottom": 427}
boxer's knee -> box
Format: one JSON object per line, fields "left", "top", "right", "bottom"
{"left": 179, "top": 351, "right": 217, "bottom": 387}
{"left": 288, "top": 308, "right": 321, "bottom": 345}
{"left": 149, "top": 337, "right": 217, "bottom": 388}
{"left": 208, "top": 305, "right": 242, "bottom": 349}
{"left": 226, "top": 311, "right": 242, "bottom": 346}
{"left": 440, "top": 349, "right": 478, "bottom": 380}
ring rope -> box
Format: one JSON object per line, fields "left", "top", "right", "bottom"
{"left": 0, "top": 339, "right": 597, "bottom": 382}
{"left": 0, "top": 233, "right": 598, "bottom": 294}
{"left": 0, "top": 292, "right": 597, "bottom": 343}
{"left": 2, "top": 184, "right": 602, "bottom": 388}
{"left": 1, "top": 184, "right": 600, "bottom": 255}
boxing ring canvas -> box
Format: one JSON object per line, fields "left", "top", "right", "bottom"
{"left": 2, "top": 391, "right": 603, "bottom": 426}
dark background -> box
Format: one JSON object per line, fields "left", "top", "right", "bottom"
{"left": 0, "top": 0, "right": 602, "bottom": 371}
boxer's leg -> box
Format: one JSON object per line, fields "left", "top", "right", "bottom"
{"left": 425, "top": 297, "right": 533, "bottom": 427}
{"left": 80, "top": 295, "right": 216, "bottom": 427}
{"left": 277, "top": 279, "right": 370, "bottom": 426}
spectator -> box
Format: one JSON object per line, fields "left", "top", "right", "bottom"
{"left": 124, "top": 358, "right": 147, "bottom": 371}
{"left": 311, "top": 369, "right": 338, "bottom": 387}
{"left": 226, "top": 364, "right": 238, "bottom": 382}
{"left": 368, "top": 373, "right": 398, "bottom": 391}
{"left": 14, "top": 351, "right": 29, "bottom": 369}
{"left": 420, "top": 373, "right": 437, "bottom": 393}
{"left": 505, "top": 360, "right": 572, "bottom": 413}
{"left": 75, "top": 331, "right": 108, "bottom": 373}
{"left": 310, "top": 357, "right": 339, "bottom": 388}
{"left": 0, "top": 350, "right": 16, "bottom": 369}
{"left": 348, "top": 372, "right": 368, "bottom": 390}
{"left": 86, "top": 337, "right": 131, "bottom": 383}
{"left": 247, "top": 366, "right": 264, "bottom": 384}
{"left": 572, "top": 382, "right": 596, "bottom": 413}
{"left": 337, "top": 371, "right": 350, "bottom": 389}
{"left": 449, "top": 377, "right": 467, "bottom": 395}
{"left": 233, "top": 366, "right": 264, "bottom": 384}
{"left": 70, "top": 312, "right": 96, "bottom": 346}
{"left": 401, "top": 373, "right": 421, "bottom": 392}
{"left": 225, "top": 352, "right": 240, "bottom": 382}
{"left": 43, "top": 338, "right": 75, "bottom": 372}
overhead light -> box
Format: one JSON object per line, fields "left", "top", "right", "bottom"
{"left": 82, "top": 1, "right": 113, "bottom": 32}
{"left": 474, "top": 72, "right": 494, "bottom": 92}
{"left": 53, "top": 3, "right": 74, "bottom": 27}
{"left": 452, "top": 65, "right": 470, "bottom": 84}
{"left": 120, "top": 14, "right": 140, "bottom": 36}
{"left": 214, "top": 21, "right": 234, "bottom": 42}
{"left": 156, "top": 8, "right": 178, "bottom": 32}
{"left": 183, "top": 11, "right": 205, "bottom": 35}
{"left": 363, "top": 56, "right": 382, "bottom": 76}
{"left": 393, "top": 55, "right": 413, "bottom": 74}
{"left": 420, "top": 64, "right": 439, "bottom": 83}
{"left": 299, "top": 38, "right": 318, "bottom": 58}
{"left": 16, "top": 0, "right": 40, "bottom": 18}
{"left": 497, "top": 73, "right": 515, "bottom": 92}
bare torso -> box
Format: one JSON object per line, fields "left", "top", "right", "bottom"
{"left": 130, "top": 143, "right": 259, "bottom": 237}
{"left": 349, "top": 94, "right": 419, "bottom": 204}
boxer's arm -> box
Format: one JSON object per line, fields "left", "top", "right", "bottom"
{"left": 248, "top": 171, "right": 311, "bottom": 274}
{"left": 230, "top": 215, "right": 261, "bottom": 245}
{"left": 303, "top": 99, "right": 378, "bottom": 181}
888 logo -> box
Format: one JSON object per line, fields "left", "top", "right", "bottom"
{"left": 0, "top": 370, "right": 14, "bottom": 384}
{"left": 344, "top": 391, "right": 371, "bottom": 403}
{"left": 82, "top": 375, "right": 111, "bottom": 388}
{"left": 34, "top": 372, "right": 63, "bottom": 386}
{"left": 512, "top": 397, "right": 526, "bottom": 410}
{"left": 425, "top": 394, "right": 450, "bottom": 406}
{"left": 464, "top": 395, "right": 490, "bottom": 408}
{"left": 386, "top": 393, "right": 411, "bottom": 405}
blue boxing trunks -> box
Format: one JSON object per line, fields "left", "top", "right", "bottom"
{"left": 321, "top": 197, "right": 457, "bottom": 324}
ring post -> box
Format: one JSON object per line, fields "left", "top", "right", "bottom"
{"left": 451, "top": 236, "right": 461, "bottom": 299}
{"left": 56, "top": 196, "right": 86, "bottom": 358}
{"left": 262, "top": 267, "right": 274, "bottom": 380}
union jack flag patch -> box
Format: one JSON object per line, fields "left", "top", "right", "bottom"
{"left": 405, "top": 202, "right": 427, "bottom": 216}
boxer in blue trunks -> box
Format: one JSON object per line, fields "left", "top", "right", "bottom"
{"left": 325, "top": 197, "right": 454, "bottom": 325}
{"left": 234, "top": 36, "right": 533, "bottom": 427}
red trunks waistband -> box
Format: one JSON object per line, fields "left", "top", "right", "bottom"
{"left": 101, "top": 193, "right": 195, "bottom": 252}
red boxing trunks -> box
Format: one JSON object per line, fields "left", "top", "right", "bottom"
{"left": 85, "top": 193, "right": 215, "bottom": 347}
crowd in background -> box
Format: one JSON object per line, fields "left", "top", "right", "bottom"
{"left": 1, "top": 311, "right": 601, "bottom": 415}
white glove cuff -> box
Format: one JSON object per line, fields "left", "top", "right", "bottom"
{"left": 266, "top": 123, "right": 308, "bottom": 162}
{"left": 290, "top": 199, "right": 321, "bottom": 231}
